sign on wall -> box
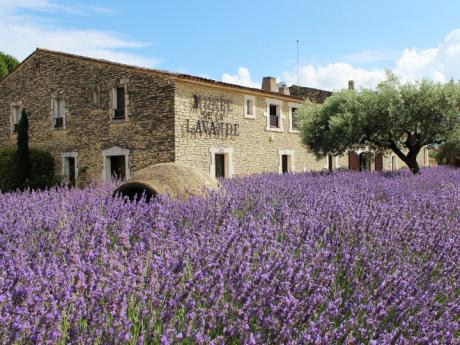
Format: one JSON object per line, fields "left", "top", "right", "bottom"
{"left": 184, "top": 95, "right": 240, "bottom": 138}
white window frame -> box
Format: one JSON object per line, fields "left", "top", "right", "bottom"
{"left": 278, "top": 149, "right": 295, "bottom": 173}
{"left": 265, "top": 98, "right": 284, "bottom": 132}
{"left": 424, "top": 147, "right": 429, "bottom": 166}
{"left": 391, "top": 154, "right": 398, "bottom": 171}
{"left": 110, "top": 78, "right": 129, "bottom": 121}
{"left": 210, "top": 147, "right": 234, "bottom": 178}
{"left": 50, "top": 95, "right": 66, "bottom": 129}
{"left": 288, "top": 102, "right": 301, "bottom": 133}
{"left": 62, "top": 152, "right": 78, "bottom": 186}
{"left": 243, "top": 95, "right": 256, "bottom": 119}
{"left": 10, "top": 101, "right": 23, "bottom": 133}
{"left": 323, "top": 154, "right": 331, "bottom": 170}
{"left": 102, "top": 146, "right": 130, "bottom": 181}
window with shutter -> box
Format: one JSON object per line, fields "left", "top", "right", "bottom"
{"left": 113, "top": 87, "right": 125, "bottom": 119}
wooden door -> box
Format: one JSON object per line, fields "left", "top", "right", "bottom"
{"left": 348, "top": 152, "right": 359, "bottom": 171}
{"left": 375, "top": 154, "right": 383, "bottom": 171}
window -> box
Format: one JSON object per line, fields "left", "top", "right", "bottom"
{"left": 110, "top": 82, "right": 128, "bottom": 120}
{"left": 210, "top": 147, "right": 234, "bottom": 178}
{"left": 291, "top": 107, "right": 298, "bottom": 130}
{"left": 265, "top": 99, "right": 283, "bottom": 132}
{"left": 110, "top": 156, "right": 126, "bottom": 180}
{"left": 281, "top": 155, "right": 289, "bottom": 173}
{"left": 52, "top": 98, "right": 65, "bottom": 129}
{"left": 278, "top": 149, "right": 294, "bottom": 173}
{"left": 10, "top": 103, "right": 22, "bottom": 133}
{"left": 102, "top": 147, "right": 130, "bottom": 181}
{"left": 391, "top": 155, "right": 397, "bottom": 171}
{"left": 269, "top": 104, "right": 279, "bottom": 128}
{"left": 215, "top": 154, "right": 225, "bottom": 178}
{"left": 243, "top": 95, "right": 256, "bottom": 119}
{"left": 62, "top": 152, "right": 78, "bottom": 186}
{"left": 288, "top": 102, "right": 301, "bottom": 132}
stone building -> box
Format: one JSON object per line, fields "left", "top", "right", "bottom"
{"left": 0, "top": 49, "right": 429, "bottom": 186}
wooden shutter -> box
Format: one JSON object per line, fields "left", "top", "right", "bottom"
{"left": 375, "top": 154, "right": 383, "bottom": 171}
{"left": 348, "top": 152, "right": 359, "bottom": 171}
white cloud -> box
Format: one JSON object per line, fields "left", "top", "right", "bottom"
{"left": 222, "top": 67, "right": 260, "bottom": 88}
{"left": 282, "top": 63, "right": 385, "bottom": 91}
{"left": 223, "top": 29, "right": 460, "bottom": 91}
{"left": 0, "top": 0, "right": 158, "bottom": 67}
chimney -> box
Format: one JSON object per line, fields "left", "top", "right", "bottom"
{"left": 277, "top": 82, "right": 290, "bottom": 95}
{"left": 348, "top": 80, "right": 355, "bottom": 90}
{"left": 262, "top": 77, "right": 278, "bottom": 93}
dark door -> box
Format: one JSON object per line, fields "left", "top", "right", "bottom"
{"left": 348, "top": 152, "right": 359, "bottom": 171}
{"left": 359, "top": 153, "right": 371, "bottom": 171}
{"left": 110, "top": 155, "right": 126, "bottom": 180}
{"left": 375, "top": 154, "right": 383, "bottom": 171}
{"left": 215, "top": 154, "right": 225, "bottom": 178}
{"left": 68, "top": 157, "right": 76, "bottom": 186}
{"left": 328, "top": 154, "right": 333, "bottom": 171}
{"left": 282, "top": 155, "right": 289, "bottom": 173}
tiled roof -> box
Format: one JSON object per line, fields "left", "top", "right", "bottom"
{"left": 1, "top": 48, "right": 305, "bottom": 102}
{"left": 289, "top": 85, "right": 332, "bottom": 103}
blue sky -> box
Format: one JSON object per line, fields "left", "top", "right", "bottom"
{"left": 2, "top": 0, "right": 460, "bottom": 90}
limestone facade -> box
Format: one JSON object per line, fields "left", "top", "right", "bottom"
{"left": 0, "top": 49, "right": 429, "bottom": 186}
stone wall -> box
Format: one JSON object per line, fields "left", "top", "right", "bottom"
{"left": 174, "top": 80, "right": 337, "bottom": 176}
{"left": 0, "top": 50, "right": 176, "bottom": 185}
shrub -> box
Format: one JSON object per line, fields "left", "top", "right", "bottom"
{"left": 435, "top": 141, "right": 460, "bottom": 167}
{"left": 0, "top": 147, "right": 17, "bottom": 191}
{"left": 0, "top": 147, "right": 58, "bottom": 192}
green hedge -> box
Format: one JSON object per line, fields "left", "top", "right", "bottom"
{"left": 0, "top": 147, "right": 59, "bottom": 192}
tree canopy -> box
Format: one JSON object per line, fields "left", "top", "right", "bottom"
{"left": 296, "top": 74, "right": 460, "bottom": 174}
{"left": 0, "top": 52, "right": 19, "bottom": 78}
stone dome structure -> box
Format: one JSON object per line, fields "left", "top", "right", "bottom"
{"left": 113, "top": 162, "right": 219, "bottom": 201}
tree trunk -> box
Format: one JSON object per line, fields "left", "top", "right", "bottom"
{"left": 389, "top": 142, "right": 421, "bottom": 174}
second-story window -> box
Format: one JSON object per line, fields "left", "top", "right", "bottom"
{"left": 111, "top": 84, "right": 128, "bottom": 120}
{"left": 52, "top": 97, "right": 65, "bottom": 129}
{"left": 291, "top": 107, "right": 298, "bottom": 130}
{"left": 269, "top": 104, "right": 279, "bottom": 128}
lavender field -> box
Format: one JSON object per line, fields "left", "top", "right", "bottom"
{"left": 1, "top": 168, "right": 459, "bottom": 344}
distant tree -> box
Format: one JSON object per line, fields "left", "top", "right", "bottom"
{"left": 0, "top": 52, "right": 19, "bottom": 78}
{"left": 435, "top": 140, "right": 460, "bottom": 167}
{"left": 16, "top": 109, "right": 31, "bottom": 187}
{"left": 296, "top": 74, "right": 460, "bottom": 174}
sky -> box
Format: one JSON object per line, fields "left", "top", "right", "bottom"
{"left": 2, "top": 0, "right": 460, "bottom": 91}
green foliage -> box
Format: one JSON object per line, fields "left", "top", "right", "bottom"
{"left": 296, "top": 73, "right": 460, "bottom": 174}
{"left": 16, "top": 109, "right": 31, "bottom": 187}
{"left": 0, "top": 52, "right": 19, "bottom": 78}
{"left": 0, "top": 147, "right": 58, "bottom": 192}
{"left": 435, "top": 141, "right": 460, "bottom": 167}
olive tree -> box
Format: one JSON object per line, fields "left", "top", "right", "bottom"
{"left": 296, "top": 74, "right": 460, "bottom": 174}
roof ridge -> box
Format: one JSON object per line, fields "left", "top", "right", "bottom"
{"left": 32, "top": 48, "right": 305, "bottom": 101}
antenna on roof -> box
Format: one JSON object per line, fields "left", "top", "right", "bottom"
{"left": 296, "top": 40, "right": 300, "bottom": 85}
